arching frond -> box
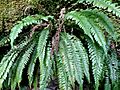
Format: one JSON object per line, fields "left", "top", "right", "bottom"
{"left": 87, "top": 38, "right": 105, "bottom": 90}
{"left": 9, "top": 15, "right": 52, "bottom": 48}
{"left": 78, "top": 0, "right": 120, "bottom": 17}
{"left": 65, "top": 11, "right": 107, "bottom": 53}
{"left": 80, "top": 9, "right": 116, "bottom": 40}
{"left": 38, "top": 29, "right": 50, "bottom": 89}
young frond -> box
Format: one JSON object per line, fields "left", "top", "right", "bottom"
{"left": 78, "top": 0, "right": 120, "bottom": 17}
{"left": 87, "top": 38, "right": 105, "bottom": 90}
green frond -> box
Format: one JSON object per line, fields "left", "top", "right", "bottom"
{"left": 104, "top": 77, "right": 111, "bottom": 90}
{"left": 57, "top": 54, "right": 72, "bottom": 90}
{"left": 0, "top": 40, "right": 30, "bottom": 89}
{"left": 40, "top": 45, "right": 52, "bottom": 90}
{"left": 78, "top": 0, "right": 120, "bottom": 17}
{"left": 0, "top": 52, "right": 16, "bottom": 89}
{"left": 80, "top": 9, "right": 116, "bottom": 40}
{"left": 87, "top": 38, "right": 105, "bottom": 90}
{"left": 73, "top": 36, "right": 90, "bottom": 83}
{"left": 28, "top": 46, "right": 38, "bottom": 87}
{"left": 9, "top": 15, "right": 52, "bottom": 48}
{"left": 37, "top": 28, "right": 49, "bottom": 61}
{"left": 60, "top": 33, "right": 84, "bottom": 90}
{"left": 15, "top": 42, "right": 35, "bottom": 86}
{"left": 65, "top": 11, "right": 94, "bottom": 41}
{"left": 65, "top": 11, "right": 107, "bottom": 53}
{"left": 37, "top": 28, "right": 50, "bottom": 90}
{"left": 59, "top": 39, "right": 75, "bottom": 86}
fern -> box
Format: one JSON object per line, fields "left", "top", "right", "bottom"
{"left": 65, "top": 11, "right": 107, "bottom": 53}
{"left": 78, "top": 0, "right": 120, "bottom": 17}
{"left": 13, "top": 42, "right": 35, "bottom": 89}
{"left": 0, "top": 1, "right": 120, "bottom": 89}
{"left": 57, "top": 54, "right": 72, "bottom": 90}
{"left": 40, "top": 44, "right": 52, "bottom": 90}
{"left": 80, "top": 9, "right": 116, "bottom": 40}
{"left": 60, "top": 33, "right": 85, "bottom": 90}
{"left": 27, "top": 46, "right": 38, "bottom": 87}
{"left": 87, "top": 38, "right": 105, "bottom": 90}
{"left": 10, "top": 15, "right": 53, "bottom": 48}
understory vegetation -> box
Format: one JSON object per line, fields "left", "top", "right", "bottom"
{"left": 0, "top": 0, "right": 120, "bottom": 90}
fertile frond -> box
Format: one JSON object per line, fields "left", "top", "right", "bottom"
{"left": 87, "top": 38, "right": 105, "bottom": 90}
{"left": 65, "top": 11, "right": 107, "bottom": 53}
{"left": 9, "top": 15, "right": 52, "bottom": 48}
{"left": 78, "top": 0, "right": 120, "bottom": 17}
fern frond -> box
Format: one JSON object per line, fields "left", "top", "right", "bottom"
{"left": 78, "top": 0, "right": 120, "bottom": 17}
{"left": 59, "top": 39, "right": 75, "bottom": 86}
{"left": 73, "top": 36, "right": 90, "bottom": 83}
{"left": 38, "top": 28, "right": 50, "bottom": 89}
{"left": 40, "top": 44, "right": 52, "bottom": 90}
{"left": 61, "top": 33, "right": 84, "bottom": 90}
{"left": 65, "top": 11, "right": 107, "bottom": 53}
{"left": 80, "top": 9, "right": 116, "bottom": 40}
{"left": 65, "top": 11, "right": 94, "bottom": 41}
{"left": 15, "top": 42, "right": 35, "bottom": 86}
{"left": 0, "top": 39, "right": 30, "bottom": 89}
{"left": 28, "top": 46, "right": 38, "bottom": 87}
{"left": 87, "top": 38, "right": 105, "bottom": 90}
{"left": 0, "top": 52, "right": 16, "bottom": 89}
{"left": 9, "top": 15, "right": 52, "bottom": 48}
{"left": 57, "top": 54, "right": 72, "bottom": 90}
{"left": 37, "top": 28, "right": 49, "bottom": 61}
